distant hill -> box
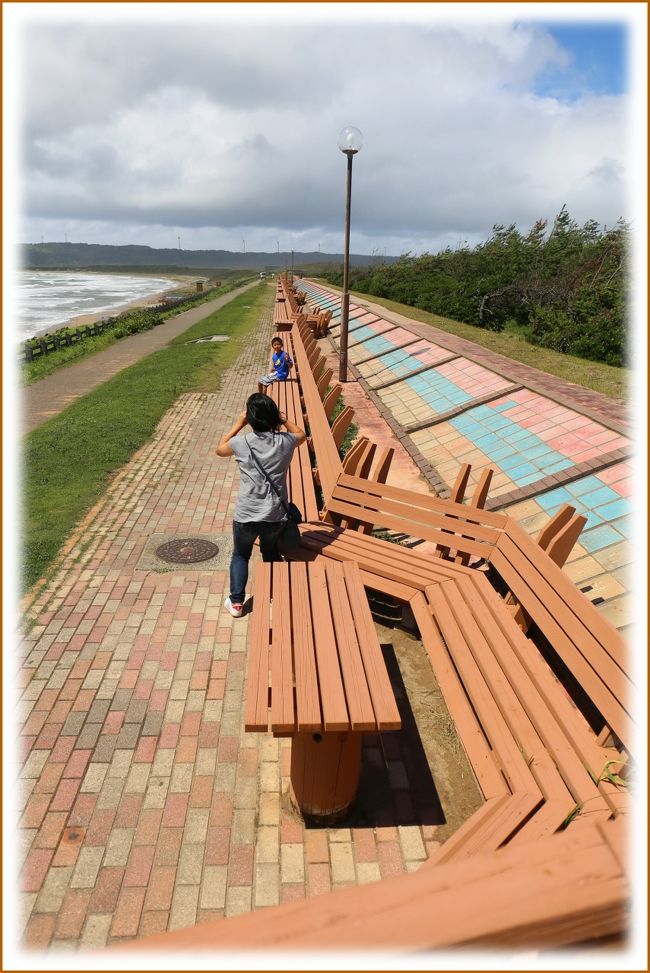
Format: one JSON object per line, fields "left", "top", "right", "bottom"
{"left": 21, "top": 242, "right": 396, "bottom": 272}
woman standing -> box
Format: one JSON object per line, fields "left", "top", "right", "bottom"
{"left": 215, "top": 393, "right": 306, "bottom": 617}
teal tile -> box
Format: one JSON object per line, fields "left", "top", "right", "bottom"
{"left": 580, "top": 524, "right": 624, "bottom": 552}
{"left": 595, "top": 498, "right": 632, "bottom": 521}
{"left": 538, "top": 487, "right": 574, "bottom": 509}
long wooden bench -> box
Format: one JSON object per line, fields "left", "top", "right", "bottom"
{"left": 489, "top": 520, "right": 632, "bottom": 753}
{"left": 245, "top": 558, "right": 401, "bottom": 819}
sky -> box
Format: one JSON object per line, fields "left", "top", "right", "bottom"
{"left": 4, "top": 3, "right": 646, "bottom": 258}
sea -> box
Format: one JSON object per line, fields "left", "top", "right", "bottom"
{"left": 15, "top": 271, "right": 182, "bottom": 341}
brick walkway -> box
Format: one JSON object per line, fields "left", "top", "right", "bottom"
{"left": 16, "top": 303, "right": 447, "bottom": 953}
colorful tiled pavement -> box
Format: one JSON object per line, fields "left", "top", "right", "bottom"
{"left": 15, "top": 301, "right": 457, "bottom": 953}
{"left": 299, "top": 279, "right": 634, "bottom": 630}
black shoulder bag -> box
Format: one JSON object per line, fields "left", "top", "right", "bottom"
{"left": 245, "top": 438, "right": 303, "bottom": 554}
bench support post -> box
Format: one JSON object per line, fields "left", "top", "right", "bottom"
{"left": 290, "top": 730, "right": 363, "bottom": 821}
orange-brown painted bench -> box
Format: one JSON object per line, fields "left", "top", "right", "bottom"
{"left": 269, "top": 375, "right": 319, "bottom": 523}
{"left": 489, "top": 519, "right": 632, "bottom": 754}
{"left": 245, "top": 558, "right": 401, "bottom": 819}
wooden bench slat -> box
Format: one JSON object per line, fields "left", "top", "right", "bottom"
{"left": 342, "top": 561, "right": 401, "bottom": 730}
{"left": 503, "top": 521, "right": 628, "bottom": 668}
{"left": 427, "top": 793, "right": 513, "bottom": 864}
{"left": 291, "top": 327, "right": 342, "bottom": 502}
{"left": 308, "top": 559, "right": 350, "bottom": 731}
{"left": 297, "top": 525, "right": 459, "bottom": 593}
{"left": 491, "top": 539, "right": 632, "bottom": 750}
{"left": 338, "top": 473, "right": 509, "bottom": 529}
{"left": 438, "top": 578, "right": 613, "bottom": 826}
{"left": 332, "top": 482, "right": 503, "bottom": 542}
{"left": 244, "top": 563, "right": 273, "bottom": 732}
{"left": 409, "top": 593, "right": 507, "bottom": 800}
{"left": 270, "top": 563, "right": 295, "bottom": 733}
{"left": 328, "top": 493, "right": 495, "bottom": 558}
{"left": 290, "top": 562, "right": 323, "bottom": 731}
{"left": 427, "top": 582, "right": 543, "bottom": 798}
{"left": 468, "top": 574, "right": 629, "bottom": 817}
{"left": 324, "top": 560, "right": 377, "bottom": 731}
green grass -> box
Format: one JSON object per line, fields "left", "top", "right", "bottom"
{"left": 314, "top": 280, "right": 628, "bottom": 402}
{"left": 21, "top": 276, "right": 255, "bottom": 385}
{"left": 22, "top": 283, "right": 271, "bottom": 593}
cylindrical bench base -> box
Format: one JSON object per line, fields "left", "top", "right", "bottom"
{"left": 290, "top": 731, "right": 362, "bottom": 821}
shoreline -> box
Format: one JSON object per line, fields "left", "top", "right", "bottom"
{"left": 65, "top": 276, "right": 196, "bottom": 329}
{"left": 22, "top": 272, "right": 204, "bottom": 338}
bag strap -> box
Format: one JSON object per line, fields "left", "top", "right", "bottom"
{"left": 245, "top": 436, "right": 290, "bottom": 517}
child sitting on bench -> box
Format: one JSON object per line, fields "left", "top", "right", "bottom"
{"left": 258, "top": 336, "right": 293, "bottom": 394}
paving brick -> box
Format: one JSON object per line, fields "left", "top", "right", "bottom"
{"left": 253, "top": 862, "right": 280, "bottom": 907}
{"left": 111, "top": 886, "right": 146, "bottom": 938}
{"left": 80, "top": 913, "right": 112, "bottom": 948}
{"left": 177, "top": 842, "right": 204, "bottom": 886}
{"left": 306, "top": 862, "right": 331, "bottom": 898}
{"left": 356, "top": 861, "right": 382, "bottom": 885}
{"left": 70, "top": 846, "right": 105, "bottom": 889}
{"left": 139, "top": 911, "right": 169, "bottom": 937}
{"left": 199, "top": 865, "right": 228, "bottom": 910}
{"left": 280, "top": 843, "right": 304, "bottom": 884}
{"left": 123, "top": 843, "right": 155, "bottom": 888}
{"left": 232, "top": 808, "right": 256, "bottom": 846}
{"left": 21, "top": 847, "right": 55, "bottom": 892}
{"left": 154, "top": 827, "right": 183, "bottom": 867}
{"left": 258, "top": 792, "right": 280, "bottom": 827}
{"left": 33, "top": 811, "right": 68, "bottom": 850}
{"left": 228, "top": 844, "right": 254, "bottom": 886}
{"left": 53, "top": 888, "right": 91, "bottom": 940}
{"left": 225, "top": 885, "right": 252, "bottom": 918}
{"left": 169, "top": 884, "right": 199, "bottom": 931}
{"left": 34, "top": 865, "right": 73, "bottom": 912}
{"left": 398, "top": 824, "right": 427, "bottom": 861}
{"left": 23, "top": 913, "right": 56, "bottom": 948}
{"left": 143, "top": 865, "right": 176, "bottom": 911}
{"left": 52, "top": 826, "right": 86, "bottom": 867}
{"left": 377, "top": 839, "right": 405, "bottom": 878}
{"left": 330, "top": 842, "right": 356, "bottom": 883}
{"left": 255, "top": 826, "right": 280, "bottom": 864}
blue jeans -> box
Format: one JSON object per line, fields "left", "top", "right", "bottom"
{"left": 229, "top": 520, "right": 285, "bottom": 604}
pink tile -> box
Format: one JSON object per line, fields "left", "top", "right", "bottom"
{"left": 609, "top": 478, "right": 633, "bottom": 497}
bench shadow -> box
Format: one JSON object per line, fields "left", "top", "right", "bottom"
{"left": 306, "top": 642, "right": 446, "bottom": 831}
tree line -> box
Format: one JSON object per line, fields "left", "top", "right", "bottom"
{"left": 325, "top": 207, "right": 628, "bottom": 367}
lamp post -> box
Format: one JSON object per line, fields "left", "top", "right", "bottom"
{"left": 337, "top": 125, "right": 363, "bottom": 383}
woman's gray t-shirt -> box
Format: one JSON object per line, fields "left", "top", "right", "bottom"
{"left": 229, "top": 431, "right": 298, "bottom": 522}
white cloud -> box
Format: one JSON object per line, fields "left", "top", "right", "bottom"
{"left": 11, "top": 9, "right": 636, "bottom": 254}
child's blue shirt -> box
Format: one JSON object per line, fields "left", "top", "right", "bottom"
{"left": 272, "top": 350, "right": 293, "bottom": 380}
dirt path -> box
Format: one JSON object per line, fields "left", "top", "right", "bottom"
{"left": 21, "top": 281, "right": 260, "bottom": 435}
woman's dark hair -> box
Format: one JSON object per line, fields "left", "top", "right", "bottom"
{"left": 246, "top": 393, "right": 283, "bottom": 433}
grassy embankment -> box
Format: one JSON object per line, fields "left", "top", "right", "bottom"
{"left": 316, "top": 281, "right": 628, "bottom": 402}
{"left": 23, "top": 283, "right": 271, "bottom": 594}
{"left": 21, "top": 274, "right": 256, "bottom": 385}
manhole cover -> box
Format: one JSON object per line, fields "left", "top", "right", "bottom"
{"left": 194, "top": 334, "right": 230, "bottom": 343}
{"left": 155, "top": 538, "right": 220, "bottom": 563}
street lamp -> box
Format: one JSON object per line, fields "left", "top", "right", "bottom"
{"left": 337, "top": 125, "right": 363, "bottom": 382}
